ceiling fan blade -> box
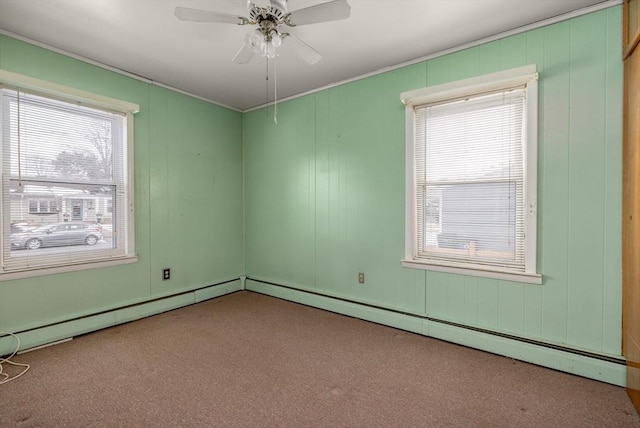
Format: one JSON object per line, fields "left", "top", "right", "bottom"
{"left": 232, "top": 43, "right": 256, "bottom": 64}
{"left": 174, "top": 7, "right": 247, "bottom": 25}
{"left": 284, "top": 33, "right": 322, "bottom": 65}
{"left": 285, "top": 0, "right": 350, "bottom": 27}
{"left": 269, "top": 0, "right": 289, "bottom": 13}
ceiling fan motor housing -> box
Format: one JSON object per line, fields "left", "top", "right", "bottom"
{"left": 249, "top": 0, "right": 288, "bottom": 23}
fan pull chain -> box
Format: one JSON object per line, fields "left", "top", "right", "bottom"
{"left": 273, "top": 57, "right": 278, "bottom": 124}
{"left": 264, "top": 57, "right": 278, "bottom": 124}
{"left": 265, "top": 56, "right": 269, "bottom": 120}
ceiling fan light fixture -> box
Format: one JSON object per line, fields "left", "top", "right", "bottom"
{"left": 176, "top": 0, "right": 351, "bottom": 65}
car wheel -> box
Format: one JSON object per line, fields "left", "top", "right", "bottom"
{"left": 26, "top": 238, "right": 42, "bottom": 250}
{"left": 85, "top": 235, "right": 98, "bottom": 245}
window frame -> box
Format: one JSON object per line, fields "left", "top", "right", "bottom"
{"left": 401, "top": 65, "right": 542, "bottom": 284}
{"left": 0, "top": 70, "right": 139, "bottom": 281}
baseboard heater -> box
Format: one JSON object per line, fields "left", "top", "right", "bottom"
{"left": 0, "top": 278, "right": 242, "bottom": 357}
{"left": 246, "top": 277, "right": 625, "bottom": 366}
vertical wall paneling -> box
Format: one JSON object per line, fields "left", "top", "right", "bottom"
{"left": 602, "top": 7, "right": 624, "bottom": 355}
{"left": 447, "top": 275, "right": 467, "bottom": 323}
{"left": 425, "top": 271, "right": 450, "bottom": 319}
{"left": 463, "top": 275, "right": 479, "bottom": 326}
{"left": 146, "top": 86, "right": 245, "bottom": 300}
{"left": 497, "top": 280, "right": 525, "bottom": 335}
{"left": 499, "top": 33, "right": 528, "bottom": 68}
{"left": 148, "top": 86, "right": 172, "bottom": 295}
{"left": 478, "top": 42, "right": 502, "bottom": 75}
{"left": 244, "top": 8, "right": 624, "bottom": 360}
{"left": 244, "top": 96, "right": 317, "bottom": 288}
{"left": 540, "top": 21, "right": 572, "bottom": 346}
{"left": 425, "top": 55, "right": 453, "bottom": 87}
{"left": 314, "top": 85, "right": 359, "bottom": 297}
{"left": 566, "top": 12, "right": 608, "bottom": 352}
{"left": 475, "top": 277, "right": 500, "bottom": 331}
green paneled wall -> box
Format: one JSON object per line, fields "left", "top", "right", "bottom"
{"left": 244, "top": 8, "right": 623, "bottom": 357}
{"left": 0, "top": 6, "right": 624, "bottom": 367}
{"left": 0, "top": 35, "right": 244, "bottom": 336}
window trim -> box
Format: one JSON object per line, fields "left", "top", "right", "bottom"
{"left": 401, "top": 65, "right": 542, "bottom": 285}
{"left": 0, "top": 70, "right": 139, "bottom": 114}
{"left": 0, "top": 70, "right": 139, "bottom": 279}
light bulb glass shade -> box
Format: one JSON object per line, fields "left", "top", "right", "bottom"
{"left": 246, "top": 29, "right": 265, "bottom": 54}
{"left": 266, "top": 43, "right": 277, "bottom": 59}
{"left": 270, "top": 31, "right": 282, "bottom": 48}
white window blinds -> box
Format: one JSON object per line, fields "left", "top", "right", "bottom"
{"left": 414, "top": 89, "right": 527, "bottom": 272}
{"left": 1, "top": 88, "right": 129, "bottom": 271}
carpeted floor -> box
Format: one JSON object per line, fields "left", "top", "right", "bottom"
{"left": 1, "top": 290, "right": 639, "bottom": 427}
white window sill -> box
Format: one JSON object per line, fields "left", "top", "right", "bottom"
{"left": 0, "top": 256, "right": 138, "bottom": 281}
{"left": 402, "top": 259, "right": 542, "bottom": 285}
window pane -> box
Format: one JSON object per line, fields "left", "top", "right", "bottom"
{"left": 8, "top": 180, "right": 115, "bottom": 255}
{"left": 5, "top": 92, "right": 117, "bottom": 183}
{"left": 416, "top": 89, "right": 526, "bottom": 270}
{"left": 423, "top": 90, "right": 524, "bottom": 183}
{"left": 426, "top": 182, "right": 518, "bottom": 260}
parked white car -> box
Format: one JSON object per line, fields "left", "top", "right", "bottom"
{"left": 10, "top": 221, "right": 103, "bottom": 250}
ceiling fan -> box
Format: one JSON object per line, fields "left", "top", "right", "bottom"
{"left": 174, "top": 0, "right": 351, "bottom": 65}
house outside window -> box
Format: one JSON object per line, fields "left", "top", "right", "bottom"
{"left": 424, "top": 195, "right": 442, "bottom": 246}
{"left": 0, "top": 70, "right": 139, "bottom": 279}
{"left": 401, "top": 65, "right": 541, "bottom": 284}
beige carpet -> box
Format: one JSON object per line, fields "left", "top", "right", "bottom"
{"left": 1, "top": 290, "right": 639, "bottom": 427}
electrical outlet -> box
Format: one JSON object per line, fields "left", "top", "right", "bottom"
{"left": 358, "top": 272, "right": 365, "bottom": 284}
{"left": 163, "top": 268, "right": 171, "bottom": 281}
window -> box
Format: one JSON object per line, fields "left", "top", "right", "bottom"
{"left": 401, "top": 65, "right": 541, "bottom": 284}
{"left": 0, "top": 70, "right": 139, "bottom": 279}
{"left": 28, "top": 199, "right": 59, "bottom": 214}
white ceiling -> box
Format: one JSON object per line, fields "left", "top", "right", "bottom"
{"left": 0, "top": 0, "right": 616, "bottom": 111}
